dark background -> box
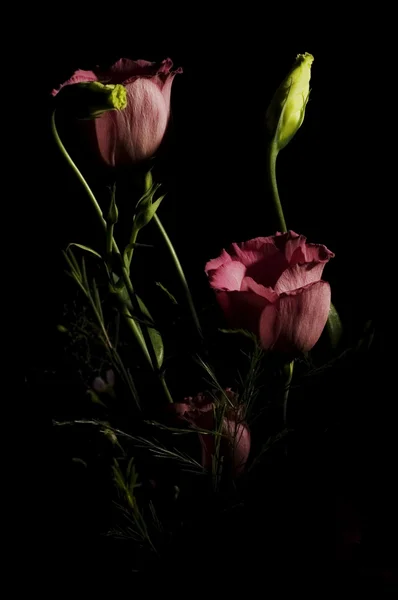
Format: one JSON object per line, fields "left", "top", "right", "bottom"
{"left": 24, "top": 21, "right": 396, "bottom": 590}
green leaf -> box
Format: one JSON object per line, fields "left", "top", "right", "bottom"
{"left": 92, "top": 277, "right": 104, "bottom": 321}
{"left": 66, "top": 243, "right": 103, "bottom": 260}
{"left": 219, "top": 328, "right": 257, "bottom": 341}
{"left": 155, "top": 281, "right": 178, "bottom": 305}
{"left": 136, "top": 295, "right": 164, "bottom": 369}
{"left": 86, "top": 389, "right": 107, "bottom": 408}
{"left": 62, "top": 249, "right": 81, "bottom": 280}
{"left": 325, "top": 302, "right": 343, "bottom": 349}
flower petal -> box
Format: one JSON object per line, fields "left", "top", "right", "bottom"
{"left": 92, "top": 376, "right": 106, "bottom": 393}
{"left": 230, "top": 236, "right": 279, "bottom": 267}
{"left": 205, "top": 248, "right": 233, "bottom": 274}
{"left": 207, "top": 260, "right": 246, "bottom": 291}
{"left": 94, "top": 79, "right": 169, "bottom": 165}
{"left": 241, "top": 276, "right": 279, "bottom": 301}
{"left": 231, "top": 238, "right": 289, "bottom": 287}
{"left": 224, "top": 419, "right": 251, "bottom": 475}
{"left": 105, "top": 369, "right": 115, "bottom": 386}
{"left": 259, "top": 303, "right": 281, "bottom": 349}
{"left": 216, "top": 290, "right": 270, "bottom": 334}
{"left": 274, "top": 262, "right": 325, "bottom": 294}
{"left": 274, "top": 281, "right": 331, "bottom": 353}
{"left": 51, "top": 69, "right": 98, "bottom": 97}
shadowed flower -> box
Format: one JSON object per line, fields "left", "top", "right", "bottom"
{"left": 169, "top": 389, "right": 251, "bottom": 477}
{"left": 93, "top": 369, "right": 115, "bottom": 395}
{"left": 205, "top": 231, "right": 334, "bottom": 355}
{"left": 52, "top": 58, "right": 182, "bottom": 165}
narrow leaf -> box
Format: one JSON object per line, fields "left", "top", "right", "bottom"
{"left": 67, "top": 243, "right": 103, "bottom": 260}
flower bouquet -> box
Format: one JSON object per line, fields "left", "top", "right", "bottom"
{"left": 48, "top": 53, "right": 376, "bottom": 581}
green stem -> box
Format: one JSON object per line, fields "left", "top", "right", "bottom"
{"left": 52, "top": 109, "right": 153, "bottom": 373}
{"left": 283, "top": 361, "right": 294, "bottom": 426}
{"left": 52, "top": 110, "right": 109, "bottom": 233}
{"left": 159, "top": 374, "right": 174, "bottom": 404}
{"left": 267, "top": 142, "right": 287, "bottom": 233}
{"left": 106, "top": 223, "right": 114, "bottom": 262}
{"left": 127, "top": 227, "right": 138, "bottom": 267}
{"left": 153, "top": 213, "right": 203, "bottom": 339}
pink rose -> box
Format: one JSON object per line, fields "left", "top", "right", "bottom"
{"left": 169, "top": 390, "right": 250, "bottom": 477}
{"left": 205, "top": 231, "right": 334, "bottom": 355}
{"left": 52, "top": 58, "right": 182, "bottom": 165}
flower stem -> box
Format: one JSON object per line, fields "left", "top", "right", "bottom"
{"left": 267, "top": 142, "right": 287, "bottom": 233}
{"left": 159, "top": 374, "right": 174, "bottom": 404}
{"left": 51, "top": 110, "right": 110, "bottom": 234}
{"left": 153, "top": 213, "right": 203, "bottom": 339}
{"left": 283, "top": 361, "right": 294, "bottom": 426}
{"left": 51, "top": 110, "right": 154, "bottom": 376}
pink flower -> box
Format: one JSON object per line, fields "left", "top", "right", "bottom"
{"left": 52, "top": 58, "right": 182, "bottom": 165}
{"left": 170, "top": 390, "right": 250, "bottom": 476}
{"left": 205, "top": 231, "right": 334, "bottom": 355}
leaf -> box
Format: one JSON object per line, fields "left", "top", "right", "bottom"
{"left": 86, "top": 389, "right": 107, "bottom": 407}
{"left": 62, "top": 249, "right": 81, "bottom": 280}
{"left": 325, "top": 302, "right": 343, "bottom": 349}
{"left": 92, "top": 277, "right": 104, "bottom": 321}
{"left": 219, "top": 328, "right": 257, "bottom": 341}
{"left": 66, "top": 243, "right": 103, "bottom": 260}
{"left": 155, "top": 282, "right": 178, "bottom": 305}
{"left": 136, "top": 295, "right": 164, "bottom": 369}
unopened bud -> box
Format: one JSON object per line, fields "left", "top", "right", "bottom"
{"left": 266, "top": 52, "right": 314, "bottom": 151}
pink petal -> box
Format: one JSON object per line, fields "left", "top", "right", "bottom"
{"left": 207, "top": 261, "right": 246, "bottom": 291}
{"left": 241, "top": 276, "right": 279, "bottom": 301}
{"left": 274, "top": 230, "right": 308, "bottom": 262}
{"left": 274, "top": 262, "right": 325, "bottom": 294}
{"left": 92, "top": 376, "right": 106, "bottom": 393}
{"left": 259, "top": 303, "right": 281, "bottom": 349}
{"left": 51, "top": 69, "right": 98, "bottom": 97}
{"left": 94, "top": 78, "right": 169, "bottom": 165}
{"left": 106, "top": 369, "right": 115, "bottom": 386}
{"left": 216, "top": 290, "right": 270, "bottom": 334}
{"left": 230, "top": 237, "right": 279, "bottom": 267}
{"left": 205, "top": 249, "right": 233, "bottom": 274}
{"left": 231, "top": 238, "right": 289, "bottom": 287}
{"left": 224, "top": 419, "right": 251, "bottom": 475}
{"left": 100, "top": 58, "right": 181, "bottom": 88}
{"left": 274, "top": 281, "right": 331, "bottom": 353}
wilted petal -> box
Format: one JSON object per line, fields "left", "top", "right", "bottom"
{"left": 275, "top": 281, "right": 331, "bottom": 353}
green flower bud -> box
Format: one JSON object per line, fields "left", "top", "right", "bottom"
{"left": 107, "top": 184, "right": 119, "bottom": 225}
{"left": 55, "top": 81, "right": 127, "bottom": 120}
{"left": 266, "top": 52, "right": 314, "bottom": 150}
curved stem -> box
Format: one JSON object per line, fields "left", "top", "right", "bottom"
{"left": 267, "top": 142, "right": 287, "bottom": 233}
{"left": 51, "top": 110, "right": 151, "bottom": 369}
{"left": 52, "top": 110, "right": 174, "bottom": 404}
{"left": 153, "top": 213, "right": 202, "bottom": 339}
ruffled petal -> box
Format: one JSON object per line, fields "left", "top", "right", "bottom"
{"left": 274, "top": 262, "right": 325, "bottom": 294}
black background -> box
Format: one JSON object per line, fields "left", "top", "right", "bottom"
{"left": 23, "top": 18, "right": 397, "bottom": 591}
